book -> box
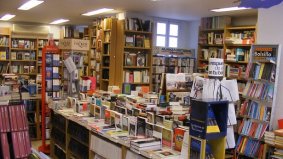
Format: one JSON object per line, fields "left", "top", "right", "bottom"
{"left": 129, "top": 116, "right": 137, "bottom": 136}
{"left": 124, "top": 52, "right": 137, "bottom": 66}
{"left": 162, "top": 128, "right": 173, "bottom": 148}
{"left": 136, "top": 52, "right": 146, "bottom": 67}
{"left": 174, "top": 127, "right": 187, "bottom": 151}
{"left": 137, "top": 116, "right": 147, "bottom": 137}
{"left": 145, "top": 122, "right": 154, "bottom": 138}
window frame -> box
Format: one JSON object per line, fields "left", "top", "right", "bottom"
{"left": 155, "top": 21, "right": 179, "bottom": 48}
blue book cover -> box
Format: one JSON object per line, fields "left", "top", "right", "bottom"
{"left": 46, "top": 67, "right": 53, "bottom": 79}
{"left": 46, "top": 54, "right": 52, "bottom": 65}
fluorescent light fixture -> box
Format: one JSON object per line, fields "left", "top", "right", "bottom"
{"left": 211, "top": 6, "right": 250, "bottom": 12}
{"left": 0, "top": 14, "right": 16, "bottom": 21}
{"left": 18, "top": 0, "right": 44, "bottom": 10}
{"left": 50, "top": 19, "right": 69, "bottom": 24}
{"left": 82, "top": 8, "right": 114, "bottom": 16}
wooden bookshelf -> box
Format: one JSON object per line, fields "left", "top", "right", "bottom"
{"left": 116, "top": 19, "right": 153, "bottom": 93}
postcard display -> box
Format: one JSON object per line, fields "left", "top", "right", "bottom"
{"left": 59, "top": 39, "right": 90, "bottom": 98}
{"left": 189, "top": 58, "right": 239, "bottom": 158}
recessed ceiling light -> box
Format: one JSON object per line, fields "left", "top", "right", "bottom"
{"left": 211, "top": 6, "right": 250, "bottom": 12}
{"left": 82, "top": 8, "right": 114, "bottom": 16}
{"left": 18, "top": 0, "right": 44, "bottom": 10}
{"left": 50, "top": 19, "right": 69, "bottom": 25}
{"left": 0, "top": 14, "right": 16, "bottom": 21}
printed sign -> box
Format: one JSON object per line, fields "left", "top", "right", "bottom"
{"left": 208, "top": 58, "right": 224, "bottom": 78}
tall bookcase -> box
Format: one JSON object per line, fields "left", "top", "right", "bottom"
{"left": 100, "top": 17, "right": 117, "bottom": 91}
{"left": 116, "top": 19, "right": 153, "bottom": 92}
{"left": 0, "top": 28, "right": 10, "bottom": 76}
{"left": 197, "top": 17, "right": 256, "bottom": 94}
{"left": 235, "top": 44, "right": 279, "bottom": 159}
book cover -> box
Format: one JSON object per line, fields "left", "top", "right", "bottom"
{"left": 115, "top": 112, "right": 123, "bottom": 129}
{"left": 162, "top": 128, "right": 173, "bottom": 148}
{"left": 137, "top": 117, "right": 147, "bottom": 137}
{"left": 122, "top": 116, "right": 129, "bottom": 131}
{"left": 153, "top": 124, "right": 163, "bottom": 140}
{"left": 125, "top": 35, "right": 134, "bottom": 47}
{"left": 146, "top": 112, "right": 155, "bottom": 124}
{"left": 174, "top": 127, "right": 187, "bottom": 151}
{"left": 46, "top": 54, "right": 52, "bottom": 65}
{"left": 136, "top": 52, "right": 146, "bottom": 67}
{"left": 129, "top": 116, "right": 137, "bottom": 136}
{"left": 155, "top": 115, "right": 165, "bottom": 126}
{"left": 124, "top": 52, "right": 137, "bottom": 66}
{"left": 145, "top": 122, "right": 154, "bottom": 137}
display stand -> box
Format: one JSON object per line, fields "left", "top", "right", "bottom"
{"left": 188, "top": 99, "right": 228, "bottom": 158}
{"left": 39, "top": 39, "right": 60, "bottom": 154}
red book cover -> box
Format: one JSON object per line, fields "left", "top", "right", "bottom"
{"left": 3, "top": 106, "right": 10, "bottom": 132}
{"left": 174, "top": 127, "right": 186, "bottom": 151}
{"left": 0, "top": 107, "right": 4, "bottom": 132}
{"left": 8, "top": 106, "right": 15, "bottom": 132}
{"left": 15, "top": 106, "right": 24, "bottom": 131}
{"left": 12, "top": 132, "right": 20, "bottom": 158}
{"left": 248, "top": 122, "right": 258, "bottom": 137}
{"left": 24, "top": 131, "right": 31, "bottom": 154}
{"left": 238, "top": 120, "right": 245, "bottom": 134}
{"left": 17, "top": 131, "right": 25, "bottom": 158}
{"left": 11, "top": 106, "right": 18, "bottom": 131}
{"left": 129, "top": 73, "right": 134, "bottom": 83}
{"left": 1, "top": 133, "right": 11, "bottom": 159}
{"left": 20, "top": 131, "right": 28, "bottom": 157}
{"left": 20, "top": 105, "right": 28, "bottom": 130}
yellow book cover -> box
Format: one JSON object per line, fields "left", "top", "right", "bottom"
{"left": 240, "top": 138, "right": 247, "bottom": 153}
{"left": 259, "top": 106, "right": 264, "bottom": 120}
{"left": 0, "top": 51, "right": 6, "bottom": 60}
{"left": 206, "top": 125, "right": 220, "bottom": 133}
{"left": 258, "top": 63, "right": 265, "bottom": 79}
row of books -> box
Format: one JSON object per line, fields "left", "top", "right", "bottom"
{"left": 199, "top": 32, "right": 223, "bottom": 45}
{"left": 152, "top": 56, "right": 195, "bottom": 67}
{"left": 103, "top": 18, "right": 113, "bottom": 30}
{"left": 242, "top": 81, "right": 274, "bottom": 101}
{"left": 1, "top": 131, "right": 31, "bottom": 158}
{"left": 90, "top": 60, "right": 100, "bottom": 71}
{"left": 200, "top": 48, "right": 223, "bottom": 60}
{"left": 239, "top": 100, "right": 271, "bottom": 122}
{"left": 264, "top": 129, "right": 283, "bottom": 148}
{"left": 38, "top": 39, "right": 48, "bottom": 48}
{"left": 12, "top": 39, "right": 36, "bottom": 49}
{"left": 153, "top": 66, "right": 194, "bottom": 74}
{"left": 0, "top": 36, "right": 9, "bottom": 46}
{"left": 236, "top": 135, "right": 264, "bottom": 158}
{"left": 104, "top": 31, "right": 111, "bottom": 43}
{"left": 225, "top": 31, "right": 255, "bottom": 45}
{"left": 125, "top": 34, "right": 150, "bottom": 48}
{"left": 200, "top": 16, "right": 231, "bottom": 30}
{"left": 125, "top": 18, "right": 152, "bottom": 32}
{"left": 124, "top": 70, "right": 150, "bottom": 83}
{"left": 11, "top": 65, "right": 36, "bottom": 74}
{"left": 68, "top": 120, "right": 89, "bottom": 144}
{"left": 246, "top": 63, "right": 276, "bottom": 82}
{"left": 0, "top": 50, "right": 9, "bottom": 60}
{"left": 238, "top": 119, "right": 268, "bottom": 139}
{"left": 90, "top": 49, "right": 101, "bottom": 59}
{"left": 0, "top": 64, "right": 8, "bottom": 74}
{"left": 54, "top": 144, "right": 66, "bottom": 159}
{"left": 68, "top": 138, "right": 89, "bottom": 159}
{"left": 225, "top": 64, "right": 246, "bottom": 79}
{"left": 51, "top": 127, "right": 66, "bottom": 149}
{"left": 11, "top": 51, "right": 36, "bottom": 60}
{"left": 226, "top": 48, "right": 250, "bottom": 62}
{"left": 124, "top": 52, "right": 147, "bottom": 67}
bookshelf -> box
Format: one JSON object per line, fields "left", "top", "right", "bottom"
{"left": 116, "top": 18, "right": 153, "bottom": 93}
{"left": 100, "top": 17, "right": 117, "bottom": 91}
{"left": 0, "top": 28, "right": 10, "bottom": 75}
{"left": 152, "top": 47, "right": 195, "bottom": 93}
{"left": 235, "top": 44, "right": 279, "bottom": 158}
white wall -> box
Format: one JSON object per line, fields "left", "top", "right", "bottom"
{"left": 257, "top": 2, "right": 283, "bottom": 129}
{"left": 0, "top": 22, "right": 62, "bottom": 39}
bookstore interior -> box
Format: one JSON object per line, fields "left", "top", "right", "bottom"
{"left": 0, "top": 0, "right": 283, "bottom": 159}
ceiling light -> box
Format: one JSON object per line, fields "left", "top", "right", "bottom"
{"left": 0, "top": 14, "right": 16, "bottom": 21}
{"left": 211, "top": 6, "right": 250, "bottom": 12}
{"left": 18, "top": 0, "right": 44, "bottom": 10}
{"left": 82, "top": 8, "right": 114, "bottom": 16}
{"left": 50, "top": 19, "right": 69, "bottom": 25}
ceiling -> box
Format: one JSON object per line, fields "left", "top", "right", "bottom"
{"left": 0, "top": 0, "right": 257, "bottom": 25}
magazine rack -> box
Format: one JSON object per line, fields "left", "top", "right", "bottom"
{"left": 188, "top": 99, "right": 228, "bottom": 159}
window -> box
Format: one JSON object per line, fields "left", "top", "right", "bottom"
{"left": 156, "top": 22, "right": 179, "bottom": 48}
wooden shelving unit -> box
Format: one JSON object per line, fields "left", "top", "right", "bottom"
{"left": 99, "top": 17, "right": 117, "bottom": 91}
{"left": 116, "top": 19, "right": 153, "bottom": 92}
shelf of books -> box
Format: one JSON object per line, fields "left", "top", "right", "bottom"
{"left": 116, "top": 18, "right": 153, "bottom": 93}
{"left": 235, "top": 44, "right": 279, "bottom": 158}
{"left": 99, "top": 17, "right": 117, "bottom": 91}
{"left": 152, "top": 47, "right": 195, "bottom": 93}
{"left": 87, "top": 21, "right": 100, "bottom": 89}
{"left": 0, "top": 28, "right": 10, "bottom": 76}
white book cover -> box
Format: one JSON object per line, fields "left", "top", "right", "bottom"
{"left": 134, "top": 71, "right": 141, "bottom": 83}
